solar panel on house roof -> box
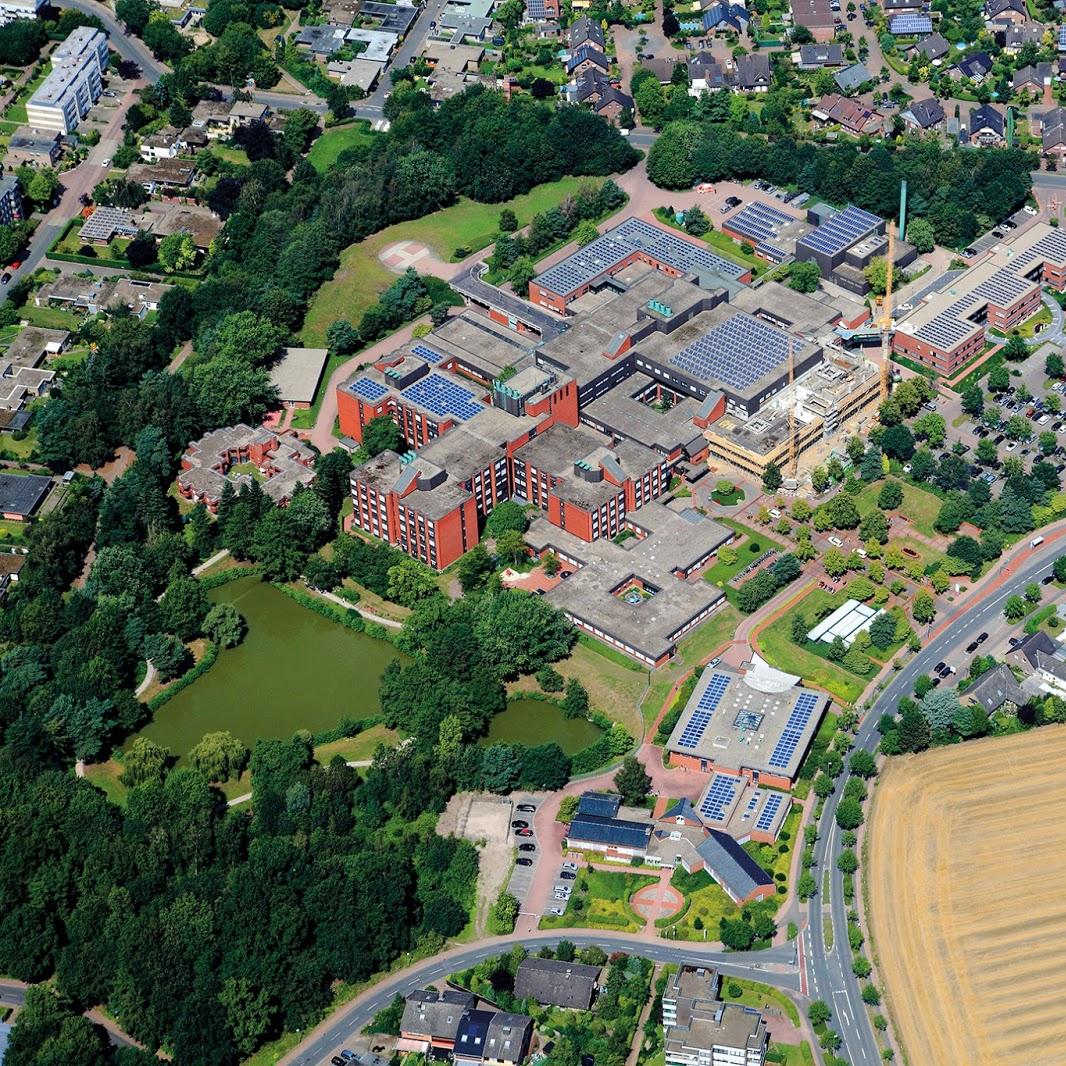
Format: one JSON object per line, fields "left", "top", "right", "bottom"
{"left": 698, "top": 776, "right": 739, "bottom": 821}
{"left": 801, "top": 204, "right": 881, "bottom": 257}
{"left": 411, "top": 343, "right": 444, "bottom": 364}
{"left": 677, "top": 673, "right": 732, "bottom": 748}
{"left": 890, "top": 13, "right": 932, "bottom": 33}
{"left": 767, "top": 692, "right": 820, "bottom": 770}
{"left": 755, "top": 792, "right": 784, "bottom": 832}
{"left": 525, "top": 0, "right": 547, "bottom": 16}
{"left": 350, "top": 376, "right": 388, "bottom": 401}
{"left": 668, "top": 314, "right": 789, "bottom": 390}
{"left": 402, "top": 372, "right": 484, "bottom": 422}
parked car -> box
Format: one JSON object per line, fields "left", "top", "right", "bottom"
{"left": 516, "top": 857, "right": 533, "bottom": 866}
{"left": 332, "top": 1058, "right": 346, "bottom": 1066}
{"left": 934, "top": 661, "right": 947, "bottom": 673}
{"left": 1043, "top": 574, "right": 1055, "bottom": 585}
{"left": 341, "top": 1052, "right": 357, "bottom": 1062}
{"left": 828, "top": 535, "right": 844, "bottom": 547}
{"left": 511, "top": 820, "right": 528, "bottom": 829}
{"left": 560, "top": 871, "right": 576, "bottom": 880}
{"left": 549, "top": 906, "right": 565, "bottom": 916}
{"left": 977, "top": 632, "right": 988, "bottom": 644}
{"left": 519, "top": 842, "right": 536, "bottom": 852}
{"left": 1024, "top": 205, "right": 1038, "bottom": 216}
{"left": 562, "top": 861, "right": 578, "bottom": 871}
{"left": 515, "top": 828, "right": 533, "bottom": 837}
{"left": 962, "top": 247, "right": 978, "bottom": 258}
{"left": 966, "top": 639, "right": 980, "bottom": 653}
{"left": 708, "top": 656, "right": 721, "bottom": 668}
{"left": 1009, "top": 635, "right": 1021, "bottom": 647}
{"left": 0, "top": 273, "right": 9, "bottom": 285}
{"left": 516, "top": 803, "right": 536, "bottom": 813}
{"left": 992, "top": 229, "right": 1006, "bottom": 239}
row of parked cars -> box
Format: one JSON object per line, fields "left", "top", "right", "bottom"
{"left": 751, "top": 179, "right": 810, "bottom": 208}
{"left": 513, "top": 802, "right": 536, "bottom": 866}
{"left": 547, "top": 862, "right": 579, "bottom": 917}
{"left": 330, "top": 1051, "right": 359, "bottom": 1065}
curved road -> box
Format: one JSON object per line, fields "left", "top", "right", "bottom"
{"left": 803, "top": 529, "right": 1066, "bottom": 1064}
{"left": 283, "top": 935, "right": 799, "bottom": 1066}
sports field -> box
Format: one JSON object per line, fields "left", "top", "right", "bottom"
{"left": 867, "top": 725, "right": 1066, "bottom": 1066}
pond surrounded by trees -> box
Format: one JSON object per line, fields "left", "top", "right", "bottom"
{"left": 130, "top": 575, "right": 405, "bottom": 756}
{"left": 480, "top": 699, "right": 603, "bottom": 754}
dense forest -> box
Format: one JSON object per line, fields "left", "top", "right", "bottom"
{"left": 647, "top": 111, "right": 1035, "bottom": 246}
{"left": 0, "top": 83, "right": 635, "bottom": 1063}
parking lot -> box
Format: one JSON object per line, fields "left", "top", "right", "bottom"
{"left": 543, "top": 860, "right": 579, "bottom": 919}
{"left": 505, "top": 794, "right": 541, "bottom": 905}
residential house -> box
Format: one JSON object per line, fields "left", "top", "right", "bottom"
{"left": 566, "top": 44, "right": 609, "bottom": 77}
{"left": 1007, "top": 630, "right": 1066, "bottom": 696}
{"left": 688, "top": 54, "right": 729, "bottom": 94}
{"left": 913, "top": 31, "right": 949, "bottom": 61}
{"left": 812, "top": 93, "right": 884, "bottom": 134}
{"left": 569, "top": 15, "right": 604, "bottom": 49}
{"left": 0, "top": 472, "right": 51, "bottom": 521}
{"left": 139, "top": 125, "right": 186, "bottom": 161}
{"left": 965, "top": 663, "right": 1027, "bottom": 716}
{"left": 951, "top": 50, "right": 993, "bottom": 82}
{"left": 968, "top": 102, "right": 1006, "bottom": 144}
{"left": 513, "top": 957, "right": 601, "bottom": 1010}
{"left": 882, "top": 0, "right": 924, "bottom": 12}
{"left": 126, "top": 158, "right": 198, "bottom": 195}
{"left": 790, "top": 0, "right": 836, "bottom": 41}
{"left": 833, "top": 62, "right": 872, "bottom": 94}
{"left": 4, "top": 326, "right": 69, "bottom": 367}
{"left": 78, "top": 205, "right": 142, "bottom": 244}
{"left": 1037, "top": 106, "right": 1066, "bottom": 160}
{"left": 454, "top": 1009, "right": 493, "bottom": 1066}
{"left": 796, "top": 43, "right": 844, "bottom": 69}
{"left": 191, "top": 98, "right": 236, "bottom": 137}
{"left": 4, "top": 126, "right": 61, "bottom": 166}
{"left": 889, "top": 13, "right": 932, "bottom": 34}
{"left": 525, "top": 0, "right": 560, "bottom": 20}
{"left": 701, "top": 0, "right": 749, "bottom": 33}
{"left": 1014, "top": 61, "right": 1052, "bottom": 95}
{"left": 0, "top": 554, "right": 26, "bottom": 600}
{"left": 984, "top": 0, "right": 1027, "bottom": 24}
{"left": 483, "top": 1014, "right": 533, "bottom": 1066}
{"left": 400, "top": 990, "right": 477, "bottom": 1054}
{"left": 900, "top": 96, "right": 945, "bottom": 130}
{"left": 1001, "top": 21, "right": 1044, "bottom": 53}
{"left": 731, "top": 52, "right": 771, "bottom": 92}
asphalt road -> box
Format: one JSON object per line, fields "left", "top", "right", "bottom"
{"left": 57, "top": 0, "right": 168, "bottom": 79}
{"left": 0, "top": 980, "right": 138, "bottom": 1049}
{"left": 803, "top": 535, "right": 1066, "bottom": 1065}
{"left": 285, "top": 936, "right": 798, "bottom": 1066}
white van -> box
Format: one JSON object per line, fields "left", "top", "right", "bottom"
{"left": 1031, "top": 536, "right": 1045, "bottom": 548}
{"left": 828, "top": 535, "right": 844, "bottom": 548}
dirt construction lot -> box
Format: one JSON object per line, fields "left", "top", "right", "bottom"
{"left": 867, "top": 725, "right": 1066, "bottom": 1066}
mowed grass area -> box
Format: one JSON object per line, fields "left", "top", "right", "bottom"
{"left": 721, "top": 978, "right": 801, "bottom": 1027}
{"left": 306, "top": 121, "right": 377, "bottom": 171}
{"left": 850, "top": 477, "right": 942, "bottom": 538}
{"left": 538, "top": 868, "right": 656, "bottom": 933}
{"left": 313, "top": 724, "right": 402, "bottom": 763}
{"left": 666, "top": 867, "right": 739, "bottom": 939}
{"left": 757, "top": 585, "right": 867, "bottom": 705}
{"left": 20, "top": 304, "right": 82, "bottom": 330}
{"left": 300, "top": 175, "right": 613, "bottom": 345}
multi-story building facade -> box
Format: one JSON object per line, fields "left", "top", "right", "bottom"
{"left": 663, "top": 967, "right": 767, "bottom": 1066}
{"left": 0, "top": 175, "right": 23, "bottom": 225}
{"left": 26, "top": 27, "right": 109, "bottom": 134}
{"left": 0, "top": 0, "right": 45, "bottom": 26}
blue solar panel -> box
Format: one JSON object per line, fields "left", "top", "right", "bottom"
{"left": 890, "top": 14, "right": 931, "bottom": 33}
{"left": 767, "top": 692, "right": 820, "bottom": 770}
{"left": 402, "top": 372, "right": 484, "bottom": 422}
{"left": 698, "top": 776, "right": 739, "bottom": 821}
{"left": 801, "top": 204, "right": 881, "bottom": 258}
{"left": 411, "top": 344, "right": 443, "bottom": 364}
{"left": 755, "top": 792, "right": 784, "bottom": 832}
{"left": 350, "top": 376, "right": 387, "bottom": 401}
{"left": 677, "top": 673, "right": 731, "bottom": 749}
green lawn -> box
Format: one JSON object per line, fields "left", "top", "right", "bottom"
{"left": 758, "top": 604, "right": 866, "bottom": 705}
{"left": 306, "top": 121, "right": 377, "bottom": 172}
{"left": 301, "top": 175, "right": 622, "bottom": 344}
{"left": 313, "top": 724, "right": 401, "bottom": 763}
{"left": 850, "top": 477, "right": 942, "bottom": 538}
{"left": 212, "top": 144, "right": 251, "bottom": 166}
{"left": 768, "top": 1044, "right": 815, "bottom": 1066}
{"left": 20, "top": 304, "right": 83, "bottom": 330}
{"left": 538, "top": 868, "right": 656, "bottom": 933}
{"left": 666, "top": 867, "right": 739, "bottom": 939}
{"left": 721, "top": 977, "right": 801, "bottom": 1026}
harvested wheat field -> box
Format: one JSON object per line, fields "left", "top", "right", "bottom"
{"left": 867, "top": 725, "right": 1066, "bottom": 1066}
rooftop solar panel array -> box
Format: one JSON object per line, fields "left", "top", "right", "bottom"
{"left": 972, "top": 268, "right": 1033, "bottom": 308}
{"left": 525, "top": 0, "right": 547, "bottom": 17}
{"left": 914, "top": 266, "right": 1035, "bottom": 352}
{"left": 533, "top": 216, "right": 746, "bottom": 297}
{"left": 676, "top": 672, "right": 732, "bottom": 748}
{"left": 698, "top": 775, "right": 739, "bottom": 821}
{"left": 669, "top": 313, "right": 789, "bottom": 390}
{"left": 889, "top": 13, "right": 932, "bottom": 33}
{"left": 402, "top": 372, "right": 484, "bottom": 422}
{"left": 411, "top": 343, "right": 444, "bottom": 364}
{"left": 755, "top": 792, "right": 785, "bottom": 832}
{"left": 800, "top": 204, "right": 881, "bottom": 258}
{"left": 1013, "top": 227, "right": 1066, "bottom": 271}
{"left": 350, "top": 376, "right": 388, "bottom": 401}
{"left": 725, "top": 202, "right": 793, "bottom": 246}
{"left": 767, "top": 692, "right": 820, "bottom": 770}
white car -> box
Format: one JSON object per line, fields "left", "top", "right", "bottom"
{"left": 1006, "top": 440, "right": 1018, "bottom": 451}
{"left": 1039, "top": 414, "right": 1051, "bottom": 425}
{"left": 548, "top": 906, "right": 565, "bottom": 916}
{"left": 828, "top": 535, "right": 844, "bottom": 547}
{"left": 1024, "top": 206, "right": 1038, "bottom": 216}
{"left": 100, "top": 157, "right": 111, "bottom": 167}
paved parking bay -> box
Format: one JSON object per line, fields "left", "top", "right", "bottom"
{"left": 505, "top": 794, "right": 541, "bottom": 905}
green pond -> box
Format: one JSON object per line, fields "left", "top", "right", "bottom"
{"left": 479, "top": 699, "right": 602, "bottom": 754}
{"left": 131, "top": 575, "right": 404, "bottom": 756}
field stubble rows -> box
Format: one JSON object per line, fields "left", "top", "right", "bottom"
{"left": 867, "top": 725, "right": 1066, "bottom": 1066}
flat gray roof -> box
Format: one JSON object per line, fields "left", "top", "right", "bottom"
{"left": 270, "top": 347, "right": 329, "bottom": 404}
